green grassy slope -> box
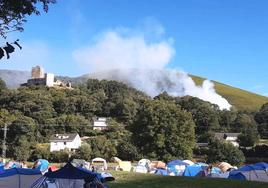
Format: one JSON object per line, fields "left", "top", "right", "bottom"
{"left": 191, "top": 75, "right": 268, "bottom": 111}
{"left": 107, "top": 171, "right": 268, "bottom": 188}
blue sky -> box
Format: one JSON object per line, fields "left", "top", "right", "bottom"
{"left": 0, "top": 0, "right": 267, "bottom": 96}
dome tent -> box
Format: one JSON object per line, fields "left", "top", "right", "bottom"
{"left": 228, "top": 162, "right": 268, "bottom": 182}
{"left": 135, "top": 159, "right": 151, "bottom": 173}
{"left": 167, "top": 160, "right": 189, "bottom": 176}
{"left": 183, "top": 163, "right": 209, "bottom": 177}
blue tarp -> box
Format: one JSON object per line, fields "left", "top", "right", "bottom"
{"left": 0, "top": 168, "right": 41, "bottom": 177}
{"left": 44, "top": 162, "right": 98, "bottom": 180}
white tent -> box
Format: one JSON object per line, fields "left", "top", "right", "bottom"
{"left": 91, "top": 157, "right": 108, "bottom": 171}
{"left": 135, "top": 159, "right": 151, "bottom": 173}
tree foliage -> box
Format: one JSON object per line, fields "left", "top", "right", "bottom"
{"left": 255, "top": 103, "right": 268, "bottom": 139}
{"left": 0, "top": 0, "right": 56, "bottom": 38}
{"left": 0, "top": 79, "right": 264, "bottom": 162}
{"left": 207, "top": 139, "right": 245, "bottom": 166}
{"left": 132, "top": 99, "right": 195, "bottom": 161}
{"left": 0, "top": 0, "right": 56, "bottom": 59}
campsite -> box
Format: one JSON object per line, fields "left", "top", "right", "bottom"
{"left": 0, "top": 158, "right": 268, "bottom": 188}
{"left": 1, "top": 0, "right": 268, "bottom": 188}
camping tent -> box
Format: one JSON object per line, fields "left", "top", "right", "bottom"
{"left": 117, "top": 161, "right": 132, "bottom": 172}
{"left": 182, "top": 160, "right": 194, "bottom": 166}
{"left": 155, "top": 169, "right": 168, "bottom": 176}
{"left": 71, "top": 159, "right": 90, "bottom": 170}
{"left": 33, "top": 159, "right": 49, "bottom": 174}
{"left": 31, "top": 162, "right": 103, "bottom": 188}
{"left": 228, "top": 162, "right": 268, "bottom": 182}
{"left": 91, "top": 157, "right": 108, "bottom": 171}
{"left": 135, "top": 159, "right": 151, "bottom": 173}
{"left": 218, "top": 162, "right": 233, "bottom": 172}
{"left": 167, "top": 160, "right": 188, "bottom": 176}
{"left": 150, "top": 161, "right": 166, "bottom": 169}
{"left": 183, "top": 163, "right": 208, "bottom": 177}
{"left": 0, "top": 168, "right": 42, "bottom": 188}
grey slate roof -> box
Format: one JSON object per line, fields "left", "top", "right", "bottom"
{"left": 50, "top": 133, "right": 78, "bottom": 142}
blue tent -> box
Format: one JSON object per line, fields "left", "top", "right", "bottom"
{"left": 183, "top": 163, "right": 208, "bottom": 177}
{"left": 228, "top": 162, "right": 268, "bottom": 182}
{"left": 155, "top": 169, "right": 168, "bottom": 176}
{"left": 33, "top": 159, "right": 49, "bottom": 173}
{"left": 211, "top": 167, "right": 222, "bottom": 174}
{"left": 234, "top": 162, "right": 268, "bottom": 172}
{"left": 31, "top": 162, "right": 104, "bottom": 188}
{"left": 45, "top": 162, "right": 97, "bottom": 180}
{"left": 167, "top": 160, "right": 188, "bottom": 166}
{"left": 167, "top": 160, "right": 189, "bottom": 176}
{"left": 0, "top": 168, "right": 42, "bottom": 188}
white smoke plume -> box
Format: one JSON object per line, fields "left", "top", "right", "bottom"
{"left": 72, "top": 21, "right": 231, "bottom": 110}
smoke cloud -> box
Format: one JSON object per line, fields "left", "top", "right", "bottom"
{"left": 72, "top": 21, "right": 231, "bottom": 110}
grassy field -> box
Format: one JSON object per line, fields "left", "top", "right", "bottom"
{"left": 191, "top": 75, "right": 268, "bottom": 111}
{"left": 107, "top": 171, "right": 268, "bottom": 188}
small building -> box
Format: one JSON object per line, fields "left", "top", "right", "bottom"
{"left": 49, "top": 133, "right": 81, "bottom": 152}
{"left": 214, "top": 132, "right": 240, "bottom": 147}
{"left": 93, "top": 117, "right": 108, "bottom": 130}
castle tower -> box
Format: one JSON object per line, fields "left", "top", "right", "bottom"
{"left": 31, "top": 66, "right": 45, "bottom": 79}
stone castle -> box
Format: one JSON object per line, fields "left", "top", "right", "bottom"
{"left": 21, "top": 66, "right": 72, "bottom": 89}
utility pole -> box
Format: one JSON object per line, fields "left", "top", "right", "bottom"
{"left": 1, "top": 124, "right": 8, "bottom": 162}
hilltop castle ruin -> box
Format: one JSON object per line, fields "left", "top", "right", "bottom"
{"left": 21, "top": 66, "right": 72, "bottom": 89}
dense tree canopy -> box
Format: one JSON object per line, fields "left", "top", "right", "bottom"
{"left": 0, "top": 79, "right": 264, "bottom": 162}
{"left": 207, "top": 139, "right": 245, "bottom": 166}
{"left": 131, "top": 99, "right": 195, "bottom": 161}
{"left": 255, "top": 103, "right": 268, "bottom": 139}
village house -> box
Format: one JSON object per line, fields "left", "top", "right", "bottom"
{"left": 49, "top": 133, "right": 81, "bottom": 152}
{"left": 214, "top": 132, "right": 240, "bottom": 147}
{"left": 93, "top": 117, "right": 108, "bottom": 130}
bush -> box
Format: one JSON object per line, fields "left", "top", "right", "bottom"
{"left": 241, "top": 145, "right": 268, "bottom": 158}
{"left": 49, "top": 151, "right": 70, "bottom": 163}
{"left": 117, "top": 141, "right": 141, "bottom": 161}
{"left": 30, "top": 144, "right": 50, "bottom": 161}
{"left": 207, "top": 139, "right": 245, "bottom": 166}
{"left": 73, "top": 143, "right": 92, "bottom": 161}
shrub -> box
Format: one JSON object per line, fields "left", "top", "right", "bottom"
{"left": 207, "top": 139, "right": 245, "bottom": 166}
{"left": 49, "top": 151, "right": 69, "bottom": 163}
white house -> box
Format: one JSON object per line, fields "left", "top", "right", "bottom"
{"left": 214, "top": 133, "right": 240, "bottom": 147}
{"left": 93, "top": 117, "right": 108, "bottom": 130}
{"left": 49, "top": 133, "right": 81, "bottom": 152}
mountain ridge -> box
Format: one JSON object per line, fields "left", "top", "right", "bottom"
{"left": 0, "top": 69, "right": 267, "bottom": 111}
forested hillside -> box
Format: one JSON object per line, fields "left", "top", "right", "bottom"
{"left": 0, "top": 78, "right": 267, "bottom": 164}
{"left": 1, "top": 69, "right": 268, "bottom": 111}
